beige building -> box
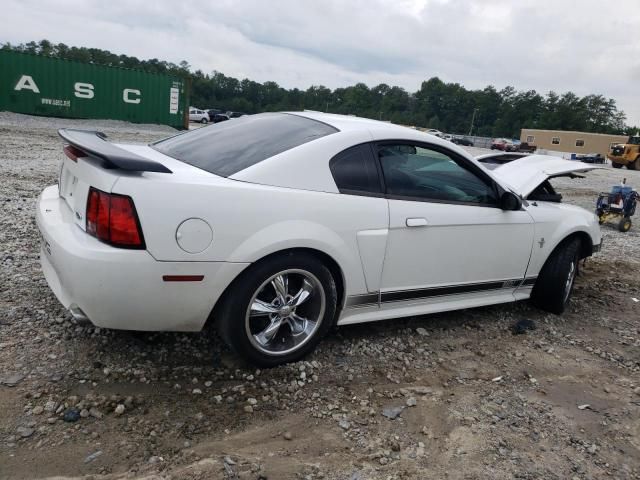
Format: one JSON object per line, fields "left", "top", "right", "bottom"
{"left": 520, "top": 129, "right": 628, "bottom": 157}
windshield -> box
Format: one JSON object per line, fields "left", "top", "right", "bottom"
{"left": 628, "top": 136, "right": 640, "bottom": 145}
{"left": 151, "top": 113, "right": 338, "bottom": 177}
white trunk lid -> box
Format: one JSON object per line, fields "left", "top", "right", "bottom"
{"left": 58, "top": 156, "right": 121, "bottom": 231}
{"left": 491, "top": 155, "right": 604, "bottom": 197}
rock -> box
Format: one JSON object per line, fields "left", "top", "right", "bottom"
{"left": 577, "top": 404, "right": 591, "bottom": 410}
{"left": 382, "top": 406, "right": 404, "bottom": 419}
{"left": 247, "top": 397, "right": 258, "bottom": 405}
{"left": 44, "top": 400, "right": 57, "bottom": 412}
{"left": 339, "top": 420, "right": 351, "bottom": 430}
{"left": 17, "top": 426, "right": 34, "bottom": 438}
{"left": 406, "top": 397, "right": 417, "bottom": 407}
{"left": 192, "top": 388, "right": 202, "bottom": 395}
{"left": 283, "top": 431, "right": 293, "bottom": 440}
{"left": 80, "top": 409, "right": 90, "bottom": 418}
{"left": 32, "top": 406, "right": 44, "bottom": 415}
{"left": 0, "top": 373, "right": 25, "bottom": 387}
{"left": 491, "top": 376, "right": 503, "bottom": 382}
{"left": 63, "top": 408, "right": 81, "bottom": 422}
{"left": 114, "top": 404, "right": 125, "bottom": 416}
{"left": 148, "top": 456, "right": 162, "bottom": 464}
{"left": 244, "top": 405, "right": 254, "bottom": 413}
{"left": 84, "top": 450, "right": 103, "bottom": 463}
{"left": 416, "top": 327, "right": 429, "bottom": 336}
{"left": 511, "top": 319, "right": 536, "bottom": 335}
{"left": 89, "top": 407, "right": 103, "bottom": 419}
{"left": 406, "top": 386, "right": 433, "bottom": 395}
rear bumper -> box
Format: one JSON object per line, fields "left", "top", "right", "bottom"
{"left": 36, "top": 185, "right": 248, "bottom": 331}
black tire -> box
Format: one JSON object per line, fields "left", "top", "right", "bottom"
{"left": 531, "top": 238, "right": 580, "bottom": 315}
{"left": 200, "top": 118, "right": 208, "bottom": 124}
{"left": 612, "top": 162, "right": 623, "bottom": 169}
{"left": 628, "top": 158, "right": 640, "bottom": 170}
{"left": 618, "top": 217, "right": 632, "bottom": 232}
{"left": 217, "top": 252, "right": 337, "bottom": 367}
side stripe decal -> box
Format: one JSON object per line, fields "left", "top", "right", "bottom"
{"left": 346, "top": 277, "right": 538, "bottom": 308}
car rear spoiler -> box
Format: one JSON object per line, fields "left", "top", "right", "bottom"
{"left": 58, "top": 129, "right": 172, "bottom": 174}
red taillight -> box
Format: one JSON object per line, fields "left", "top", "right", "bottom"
{"left": 85, "top": 187, "right": 144, "bottom": 249}
{"left": 63, "top": 145, "right": 87, "bottom": 162}
{"left": 109, "top": 195, "right": 142, "bottom": 246}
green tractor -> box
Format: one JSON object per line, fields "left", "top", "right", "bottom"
{"left": 608, "top": 135, "right": 640, "bottom": 170}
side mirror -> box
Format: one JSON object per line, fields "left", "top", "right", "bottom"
{"left": 500, "top": 191, "right": 522, "bottom": 211}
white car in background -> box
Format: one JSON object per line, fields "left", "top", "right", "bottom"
{"left": 36, "top": 112, "right": 602, "bottom": 366}
{"left": 189, "top": 108, "right": 209, "bottom": 123}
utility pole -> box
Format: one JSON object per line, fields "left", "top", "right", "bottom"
{"left": 468, "top": 108, "right": 478, "bottom": 136}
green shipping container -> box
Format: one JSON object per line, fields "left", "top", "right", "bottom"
{"left": 0, "top": 50, "right": 188, "bottom": 129}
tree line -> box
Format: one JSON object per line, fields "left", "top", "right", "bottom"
{"left": 2, "top": 40, "right": 635, "bottom": 137}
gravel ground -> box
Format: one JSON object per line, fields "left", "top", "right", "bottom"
{"left": 1, "top": 113, "right": 639, "bottom": 480}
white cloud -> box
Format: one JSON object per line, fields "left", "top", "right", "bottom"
{"left": 2, "top": 0, "right": 640, "bottom": 124}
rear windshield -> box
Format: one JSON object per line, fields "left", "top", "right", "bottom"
{"left": 151, "top": 113, "right": 338, "bottom": 177}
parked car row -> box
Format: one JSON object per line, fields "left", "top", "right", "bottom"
{"left": 425, "top": 129, "right": 475, "bottom": 147}
{"left": 491, "top": 138, "right": 537, "bottom": 153}
{"left": 189, "top": 107, "right": 247, "bottom": 124}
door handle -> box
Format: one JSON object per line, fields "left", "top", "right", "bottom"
{"left": 406, "top": 217, "right": 428, "bottom": 227}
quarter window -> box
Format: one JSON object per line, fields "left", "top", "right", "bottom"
{"left": 330, "top": 144, "right": 381, "bottom": 195}
{"left": 575, "top": 139, "right": 585, "bottom": 147}
{"left": 551, "top": 137, "right": 560, "bottom": 145}
{"left": 377, "top": 143, "right": 498, "bottom": 205}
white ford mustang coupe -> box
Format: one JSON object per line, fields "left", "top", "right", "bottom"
{"left": 37, "top": 112, "right": 602, "bottom": 366}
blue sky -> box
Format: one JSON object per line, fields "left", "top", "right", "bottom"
{"left": 3, "top": 0, "right": 640, "bottom": 124}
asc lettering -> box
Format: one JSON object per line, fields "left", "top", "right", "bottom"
{"left": 74, "top": 82, "right": 94, "bottom": 99}
{"left": 14, "top": 75, "right": 142, "bottom": 104}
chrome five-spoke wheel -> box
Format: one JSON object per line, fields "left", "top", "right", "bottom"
{"left": 218, "top": 252, "right": 337, "bottom": 367}
{"left": 563, "top": 259, "right": 577, "bottom": 304}
{"left": 245, "top": 269, "right": 326, "bottom": 356}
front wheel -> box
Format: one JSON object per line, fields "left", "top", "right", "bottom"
{"left": 217, "top": 253, "right": 337, "bottom": 367}
{"left": 618, "top": 217, "right": 632, "bottom": 232}
{"left": 531, "top": 238, "right": 580, "bottom": 314}
{"left": 612, "top": 162, "right": 623, "bottom": 169}
{"left": 200, "top": 117, "right": 208, "bottom": 124}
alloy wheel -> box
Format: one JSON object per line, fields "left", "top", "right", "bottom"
{"left": 563, "top": 260, "right": 577, "bottom": 304}
{"left": 244, "top": 269, "right": 325, "bottom": 356}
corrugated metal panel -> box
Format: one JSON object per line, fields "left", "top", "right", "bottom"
{"left": 0, "top": 50, "right": 188, "bottom": 129}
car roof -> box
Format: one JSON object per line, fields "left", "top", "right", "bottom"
{"left": 289, "top": 111, "right": 414, "bottom": 135}
{"left": 231, "top": 112, "right": 497, "bottom": 193}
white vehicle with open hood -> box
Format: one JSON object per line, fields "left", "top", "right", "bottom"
{"left": 36, "top": 113, "right": 602, "bottom": 366}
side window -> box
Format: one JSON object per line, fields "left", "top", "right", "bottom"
{"left": 330, "top": 144, "right": 381, "bottom": 195}
{"left": 378, "top": 143, "right": 498, "bottom": 205}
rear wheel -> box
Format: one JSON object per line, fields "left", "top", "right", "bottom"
{"left": 612, "top": 162, "right": 623, "bottom": 169}
{"left": 618, "top": 217, "right": 632, "bottom": 232}
{"left": 217, "top": 252, "right": 337, "bottom": 367}
{"left": 628, "top": 157, "right": 640, "bottom": 170}
{"left": 531, "top": 238, "right": 581, "bottom": 314}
